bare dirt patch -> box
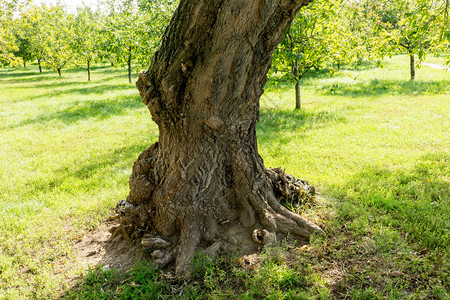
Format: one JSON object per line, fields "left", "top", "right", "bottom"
{"left": 72, "top": 219, "right": 142, "bottom": 272}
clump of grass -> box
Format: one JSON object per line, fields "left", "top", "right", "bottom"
{"left": 64, "top": 262, "right": 171, "bottom": 299}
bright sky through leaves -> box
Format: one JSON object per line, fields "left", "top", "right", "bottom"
{"left": 33, "top": 0, "right": 98, "bottom": 12}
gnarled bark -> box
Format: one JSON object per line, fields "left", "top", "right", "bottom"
{"left": 115, "top": 0, "right": 322, "bottom": 277}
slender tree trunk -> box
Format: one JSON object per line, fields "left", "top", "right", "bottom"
{"left": 116, "top": 0, "right": 321, "bottom": 278}
{"left": 294, "top": 59, "right": 301, "bottom": 110}
{"left": 409, "top": 51, "right": 415, "bottom": 80}
{"left": 57, "top": 68, "right": 61, "bottom": 76}
{"left": 38, "top": 59, "right": 42, "bottom": 73}
{"left": 87, "top": 59, "right": 91, "bottom": 81}
{"left": 23, "top": 61, "right": 26, "bottom": 68}
{"left": 127, "top": 50, "right": 132, "bottom": 84}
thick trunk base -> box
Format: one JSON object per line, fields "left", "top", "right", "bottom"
{"left": 114, "top": 143, "right": 322, "bottom": 277}
{"left": 113, "top": 0, "right": 320, "bottom": 278}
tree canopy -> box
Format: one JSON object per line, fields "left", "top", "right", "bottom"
{"left": 1, "top": 0, "right": 448, "bottom": 82}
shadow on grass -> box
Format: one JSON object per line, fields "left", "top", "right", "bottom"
{"left": 0, "top": 69, "right": 44, "bottom": 78}
{"left": 332, "top": 152, "right": 449, "bottom": 251}
{"left": 29, "top": 140, "right": 155, "bottom": 199}
{"left": 0, "top": 66, "right": 136, "bottom": 84}
{"left": 265, "top": 61, "right": 381, "bottom": 91}
{"left": 321, "top": 79, "right": 449, "bottom": 97}
{"left": 5, "top": 95, "right": 144, "bottom": 129}
{"left": 25, "top": 82, "right": 133, "bottom": 98}
{"left": 59, "top": 153, "right": 450, "bottom": 299}
{"left": 0, "top": 72, "right": 131, "bottom": 90}
{"left": 0, "top": 71, "right": 60, "bottom": 82}
{"left": 266, "top": 68, "right": 338, "bottom": 91}
{"left": 257, "top": 108, "right": 346, "bottom": 144}
{"left": 64, "top": 83, "right": 132, "bottom": 95}
{"left": 63, "top": 262, "right": 173, "bottom": 300}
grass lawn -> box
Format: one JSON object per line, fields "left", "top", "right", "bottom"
{"left": 0, "top": 55, "right": 449, "bottom": 299}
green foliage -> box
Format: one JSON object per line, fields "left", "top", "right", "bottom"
{"left": 4, "top": 0, "right": 177, "bottom": 80}
{"left": 0, "top": 0, "right": 22, "bottom": 66}
{"left": 69, "top": 7, "right": 102, "bottom": 79}
{"left": 270, "top": 0, "right": 385, "bottom": 107}
{"left": 99, "top": 0, "right": 177, "bottom": 82}
{"left": 358, "top": 0, "right": 449, "bottom": 77}
{"left": 272, "top": 0, "right": 348, "bottom": 81}
{"left": 0, "top": 1, "right": 31, "bottom": 65}
{"left": 102, "top": 0, "right": 151, "bottom": 67}
{"left": 17, "top": 4, "right": 75, "bottom": 75}
{"left": 16, "top": 5, "right": 47, "bottom": 70}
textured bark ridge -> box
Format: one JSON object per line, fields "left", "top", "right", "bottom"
{"left": 114, "top": 0, "right": 321, "bottom": 277}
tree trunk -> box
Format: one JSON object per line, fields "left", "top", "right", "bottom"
{"left": 127, "top": 50, "right": 132, "bottom": 84}
{"left": 116, "top": 0, "right": 321, "bottom": 278}
{"left": 23, "top": 61, "right": 26, "bottom": 68}
{"left": 294, "top": 59, "right": 301, "bottom": 110}
{"left": 87, "top": 59, "right": 91, "bottom": 81}
{"left": 409, "top": 51, "right": 415, "bottom": 80}
{"left": 57, "top": 68, "right": 61, "bottom": 76}
{"left": 38, "top": 59, "right": 42, "bottom": 73}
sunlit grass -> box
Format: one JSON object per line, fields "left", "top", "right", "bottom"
{"left": 257, "top": 55, "right": 449, "bottom": 298}
{"left": 0, "top": 55, "right": 449, "bottom": 299}
{"left": 0, "top": 66, "right": 156, "bottom": 299}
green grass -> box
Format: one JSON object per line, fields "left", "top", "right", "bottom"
{"left": 1, "top": 55, "right": 449, "bottom": 299}
{"left": 0, "top": 66, "right": 158, "bottom": 299}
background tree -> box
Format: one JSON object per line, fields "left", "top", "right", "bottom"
{"left": 346, "top": 0, "right": 389, "bottom": 65}
{"left": 430, "top": 0, "right": 450, "bottom": 66}
{"left": 102, "top": 0, "right": 152, "bottom": 83}
{"left": 271, "top": 0, "right": 351, "bottom": 109}
{"left": 116, "top": 0, "right": 323, "bottom": 278}
{"left": 138, "top": 0, "right": 178, "bottom": 46}
{"left": 0, "top": 0, "right": 22, "bottom": 66}
{"left": 19, "top": 5, "right": 48, "bottom": 73}
{"left": 71, "top": 6, "right": 101, "bottom": 81}
{"left": 363, "top": 0, "right": 440, "bottom": 80}
{"left": 12, "top": 20, "right": 33, "bottom": 68}
{"left": 39, "top": 5, "right": 73, "bottom": 76}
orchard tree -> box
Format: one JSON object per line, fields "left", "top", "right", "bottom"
{"left": 346, "top": 1, "right": 389, "bottom": 65}
{"left": 364, "top": 0, "right": 441, "bottom": 80}
{"left": 138, "top": 0, "right": 178, "bottom": 44}
{"left": 271, "top": 0, "right": 349, "bottom": 109}
{"left": 97, "top": 16, "right": 118, "bottom": 67}
{"left": 0, "top": 0, "right": 22, "bottom": 66}
{"left": 71, "top": 7, "right": 101, "bottom": 81}
{"left": 431, "top": 0, "right": 450, "bottom": 66}
{"left": 114, "top": 0, "right": 323, "bottom": 278}
{"left": 19, "top": 5, "right": 48, "bottom": 73}
{"left": 12, "top": 22, "right": 33, "bottom": 68}
{"left": 103, "top": 0, "right": 153, "bottom": 83}
{"left": 0, "top": 24, "right": 19, "bottom": 66}
{"left": 40, "top": 5, "right": 73, "bottom": 76}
